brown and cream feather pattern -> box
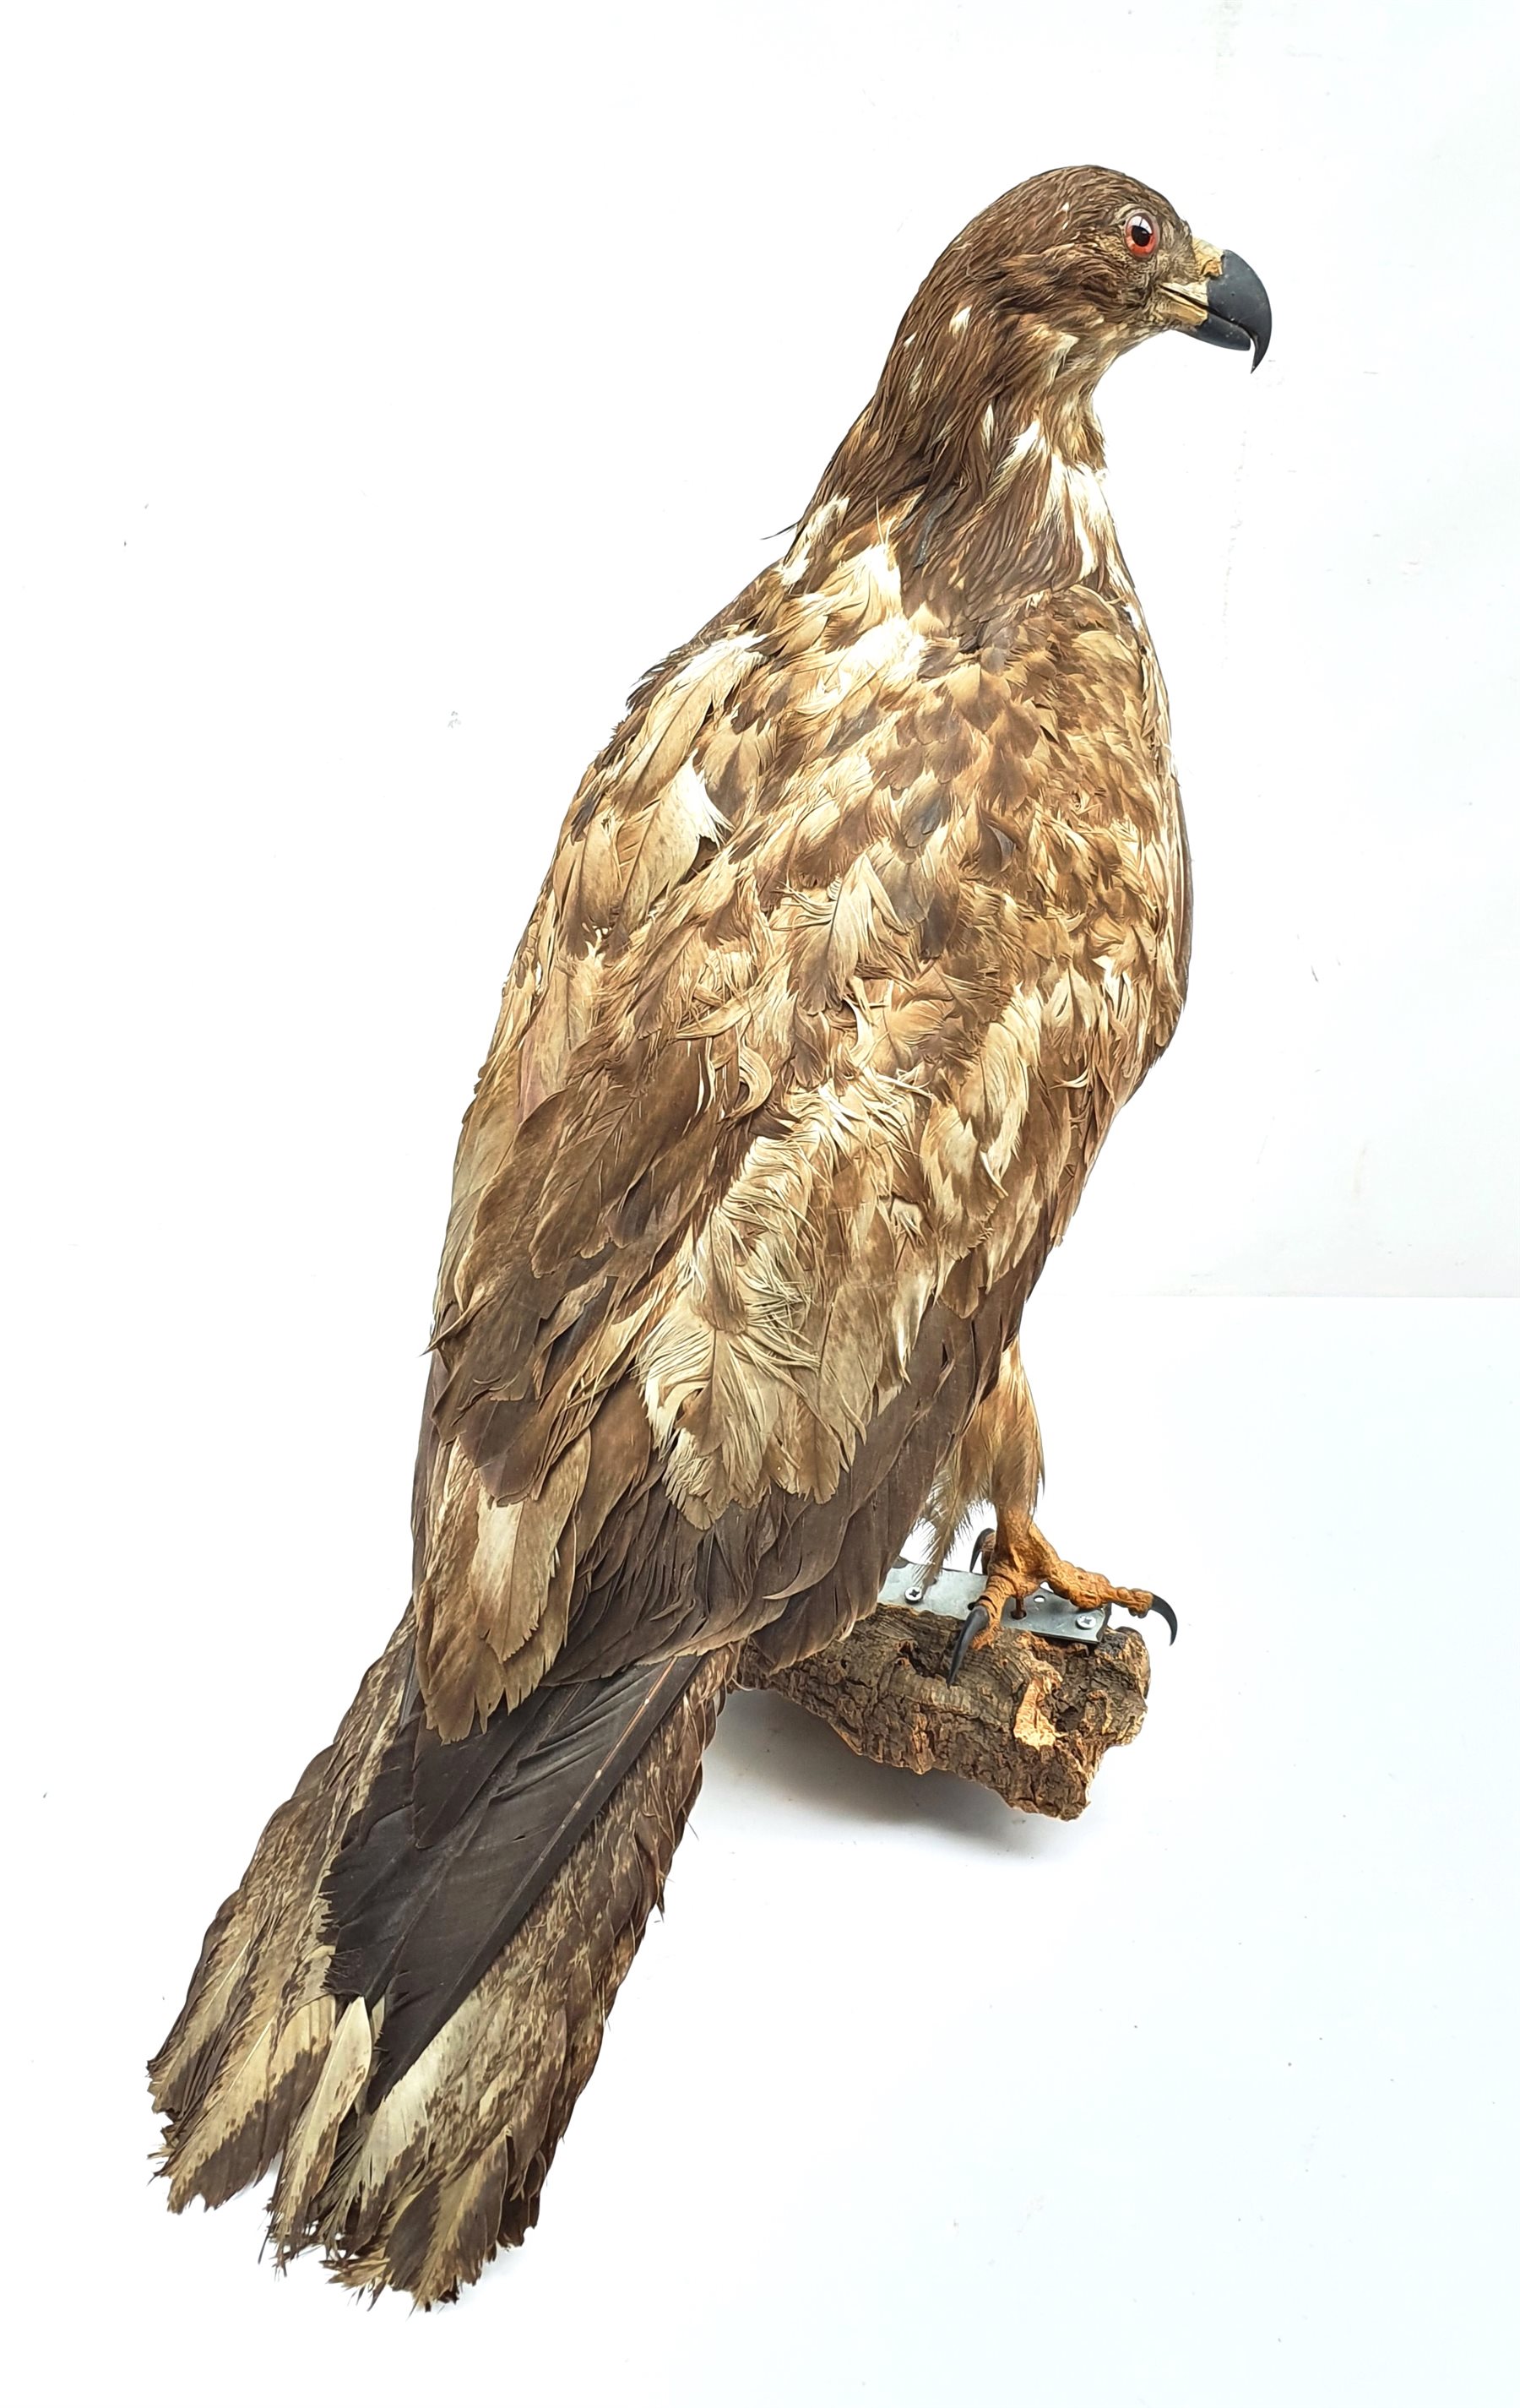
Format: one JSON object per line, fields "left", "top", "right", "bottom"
{"left": 150, "top": 165, "right": 1264, "bottom": 2302}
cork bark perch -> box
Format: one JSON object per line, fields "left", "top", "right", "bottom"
{"left": 736, "top": 1603, "right": 1151, "bottom": 1821}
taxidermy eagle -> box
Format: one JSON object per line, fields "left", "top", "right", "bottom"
{"left": 151, "top": 165, "right": 1268, "bottom": 2302}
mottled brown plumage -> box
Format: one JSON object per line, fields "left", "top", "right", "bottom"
{"left": 150, "top": 165, "right": 1267, "bottom": 2302}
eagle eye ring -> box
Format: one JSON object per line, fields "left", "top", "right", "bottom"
{"left": 1124, "top": 211, "right": 1159, "bottom": 258}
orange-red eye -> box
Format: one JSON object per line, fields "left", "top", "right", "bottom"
{"left": 1125, "top": 211, "right": 1159, "bottom": 258}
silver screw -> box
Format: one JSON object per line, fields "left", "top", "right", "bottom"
{"left": 905, "top": 1583, "right": 924, "bottom": 1604}
{"left": 1074, "top": 1612, "right": 1099, "bottom": 1631}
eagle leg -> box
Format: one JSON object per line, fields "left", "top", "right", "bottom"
{"left": 945, "top": 1513, "right": 1176, "bottom": 1679}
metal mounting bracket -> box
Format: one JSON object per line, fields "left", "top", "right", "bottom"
{"left": 876, "top": 1558, "right": 1112, "bottom": 1646}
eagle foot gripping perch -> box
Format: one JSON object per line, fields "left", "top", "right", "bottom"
{"left": 874, "top": 1554, "right": 1178, "bottom": 1684}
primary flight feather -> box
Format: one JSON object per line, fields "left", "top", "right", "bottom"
{"left": 150, "top": 164, "right": 1268, "bottom": 2302}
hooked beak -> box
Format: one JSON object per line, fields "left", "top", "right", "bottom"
{"left": 1164, "top": 247, "right": 1273, "bottom": 370}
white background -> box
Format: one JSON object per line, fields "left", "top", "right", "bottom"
{"left": 4, "top": 4, "right": 1517, "bottom": 2404}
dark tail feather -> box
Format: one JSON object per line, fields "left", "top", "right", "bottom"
{"left": 323, "top": 1650, "right": 706, "bottom": 2101}
{"left": 151, "top": 1621, "right": 734, "bottom": 2302}
{"left": 294, "top": 1644, "right": 734, "bottom": 2297}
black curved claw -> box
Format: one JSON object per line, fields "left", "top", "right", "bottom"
{"left": 946, "top": 1601, "right": 991, "bottom": 1683}
{"left": 1145, "top": 1594, "right": 1179, "bottom": 1646}
{"left": 970, "top": 1525, "right": 996, "bottom": 1574}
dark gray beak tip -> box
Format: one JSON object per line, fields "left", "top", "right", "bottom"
{"left": 1189, "top": 249, "right": 1272, "bottom": 371}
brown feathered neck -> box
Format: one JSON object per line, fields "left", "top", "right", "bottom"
{"left": 789, "top": 220, "right": 1134, "bottom": 628}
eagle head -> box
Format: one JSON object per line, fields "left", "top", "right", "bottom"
{"left": 800, "top": 165, "right": 1270, "bottom": 607}
{"left": 906, "top": 164, "right": 1271, "bottom": 392}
